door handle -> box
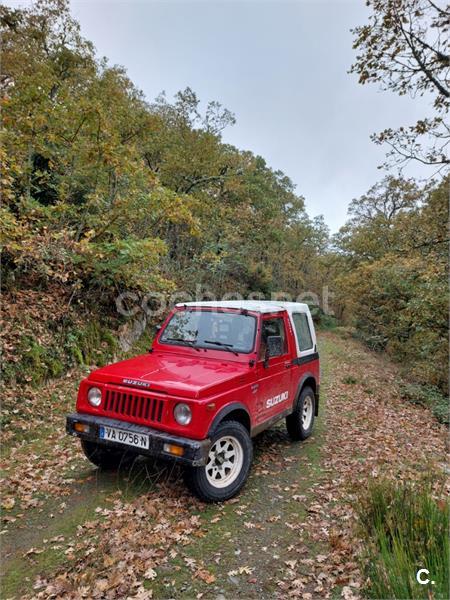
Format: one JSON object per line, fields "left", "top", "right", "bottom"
{"left": 284, "top": 361, "right": 292, "bottom": 369}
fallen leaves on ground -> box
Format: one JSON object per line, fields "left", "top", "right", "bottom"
{"left": 275, "top": 332, "right": 448, "bottom": 598}
{"left": 2, "top": 332, "right": 448, "bottom": 599}
{"left": 31, "top": 492, "right": 203, "bottom": 598}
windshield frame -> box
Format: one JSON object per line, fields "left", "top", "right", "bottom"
{"left": 158, "top": 308, "right": 258, "bottom": 355}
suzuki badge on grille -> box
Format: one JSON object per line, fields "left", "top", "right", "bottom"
{"left": 123, "top": 378, "right": 151, "bottom": 388}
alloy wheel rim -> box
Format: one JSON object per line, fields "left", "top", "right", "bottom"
{"left": 206, "top": 435, "right": 243, "bottom": 488}
{"left": 302, "top": 395, "right": 313, "bottom": 430}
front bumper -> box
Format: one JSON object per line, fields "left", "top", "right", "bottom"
{"left": 66, "top": 413, "right": 210, "bottom": 466}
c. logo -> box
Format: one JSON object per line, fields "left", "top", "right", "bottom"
{"left": 416, "top": 569, "right": 434, "bottom": 585}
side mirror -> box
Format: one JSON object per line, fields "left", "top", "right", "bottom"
{"left": 264, "top": 335, "right": 283, "bottom": 367}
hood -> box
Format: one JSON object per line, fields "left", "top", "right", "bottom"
{"left": 88, "top": 350, "right": 251, "bottom": 399}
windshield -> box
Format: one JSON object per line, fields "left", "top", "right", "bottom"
{"left": 160, "top": 310, "right": 257, "bottom": 354}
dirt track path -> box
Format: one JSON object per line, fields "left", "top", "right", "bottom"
{"left": 1, "top": 332, "right": 447, "bottom": 599}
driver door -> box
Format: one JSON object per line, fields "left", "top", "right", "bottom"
{"left": 255, "top": 314, "right": 293, "bottom": 425}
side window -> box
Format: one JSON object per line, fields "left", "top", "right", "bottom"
{"left": 292, "top": 313, "right": 313, "bottom": 353}
{"left": 259, "top": 317, "right": 287, "bottom": 359}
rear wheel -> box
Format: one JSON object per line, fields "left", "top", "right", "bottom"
{"left": 286, "top": 386, "right": 315, "bottom": 441}
{"left": 80, "top": 439, "right": 136, "bottom": 470}
{"left": 184, "top": 421, "right": 253, "bottom": 502}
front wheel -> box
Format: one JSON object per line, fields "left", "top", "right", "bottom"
{"left": 286, "top": 386, "right": 315, "bottom": 441}
{"left": 184, "top": 421, "right": 253, "bottom": 502}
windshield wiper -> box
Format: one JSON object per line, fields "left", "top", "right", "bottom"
{"left": 165, "top": 337, "right": 200, "bottom": 351}
{"left": 203, "top": 340, "right": 239, "bottom": 356}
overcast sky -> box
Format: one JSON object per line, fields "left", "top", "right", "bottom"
{"left": 9, "top": 0, "right": 433, "bottom": 231}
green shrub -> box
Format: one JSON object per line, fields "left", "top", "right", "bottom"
{"left": 432, "top": 397, "right": 449, "bottom": 426}
{"left": 14, "top": 335, "right": 64, "bottom": 385}
{"left": 64, "top": 321, "right": 118, "bottom": 367}
{"left": 400, "top": 383, "right": 449, "bottom": 425}
{"left": 310, "top": 306, "right": 339, "bottom": 330}
{"left": 353, "top": 325, "right": 388, "bottom": 352}
{"left": 357, "top": 479, "right": 449, "bottom": 599}
{"left": 4, "top": 320, "right": 120, "bottom": 387}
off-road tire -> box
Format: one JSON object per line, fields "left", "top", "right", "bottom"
{"left": 80, "top": 439, "right": 136, "bottom": 470}
{"left": 184, "top": 420, "right": 253, "bottom": 502}
{"left": 286, "top": 386, "right": 315, "bottom": 441}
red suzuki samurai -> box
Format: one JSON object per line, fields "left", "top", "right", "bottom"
{"left": 67, "top": 301, "right": 320, "bottom": 502}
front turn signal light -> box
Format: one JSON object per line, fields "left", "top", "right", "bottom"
{"left": 163, "top": 443, "right": 185, "bottom": 457}
{"left": 74, "top": 422, "right": 90, "bottom": 433}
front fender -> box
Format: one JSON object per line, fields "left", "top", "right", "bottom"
{"left": 207, "top": 402, "right": 251, "bottom": 436}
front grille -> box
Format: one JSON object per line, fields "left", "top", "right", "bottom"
{"left": 104, "top": 389, "right": 165, "bottom": 423}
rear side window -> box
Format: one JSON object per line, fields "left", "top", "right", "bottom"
{"left": 292, "top": 313, "right": 313, "bottom": 352}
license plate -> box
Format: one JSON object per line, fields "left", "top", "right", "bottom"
{"left": 99, "top": 426, "right": 150, "bottom": 450}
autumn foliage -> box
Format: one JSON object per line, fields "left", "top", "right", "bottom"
{"left": 332, "top": 176, "right": 449, "bottom": 398}
{"left": 1, "top": 0, "right": 327, "bottom": 304}
{"left": 1, "top": 0, "right": 448, "bottom": 407}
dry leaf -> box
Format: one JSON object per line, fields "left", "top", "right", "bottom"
{"left": 2, "top": 498, "right": 15, "bottom": 510}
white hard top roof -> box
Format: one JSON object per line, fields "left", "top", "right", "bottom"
{"left": 175, "top": 300, "right": 310, "bottom": 314}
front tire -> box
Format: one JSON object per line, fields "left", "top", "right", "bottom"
{"left": 80, "top": 439, "right": 136, "bottom": 470}
{"left": 286, "top": 386, "right": 315, "bottom": 441}
{"left": 184, "top": 420, "right": 253, "bottom": 502}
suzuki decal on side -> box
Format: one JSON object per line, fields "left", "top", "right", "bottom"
{"left": 266, "top": 391, "right": 289, "bottom": 408}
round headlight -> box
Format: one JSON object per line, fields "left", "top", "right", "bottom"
{"left": 88, "top": 387, "right": 102, "bottom": 407}
{"left": 174, "top": 403, "right": 192, "bottom": 426}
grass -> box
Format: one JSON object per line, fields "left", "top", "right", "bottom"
{"left": 1, "top": 457, "right": 175, "bottom": 599}
{"left": 2, "top": 497, "right": 103, "bottom": 598}
{"left": 357, "top": 479, "right": 449, "bottom": 599}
